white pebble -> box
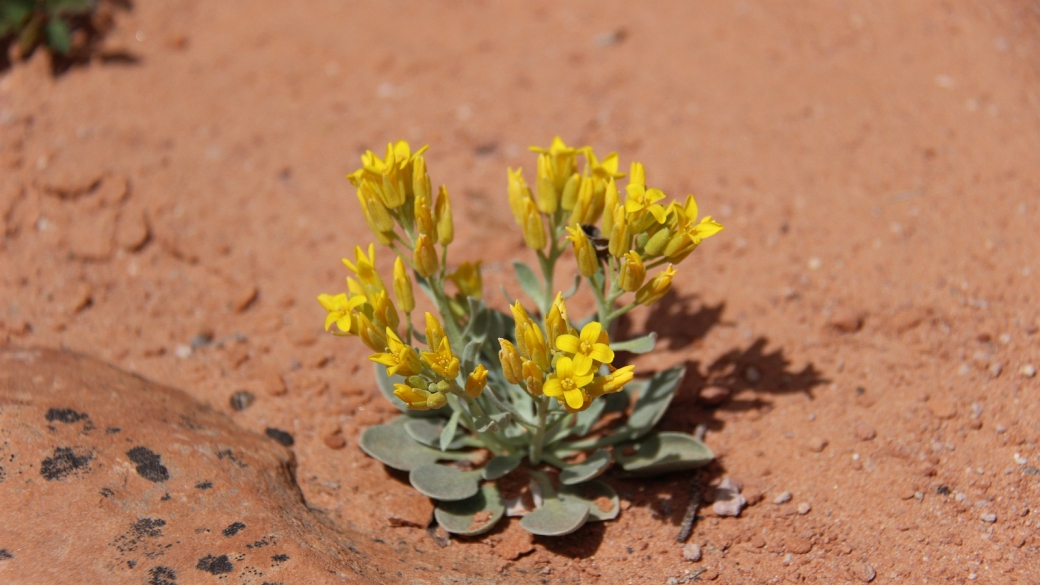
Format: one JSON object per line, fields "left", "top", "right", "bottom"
{"left": 1014, "top": 453, "right": 1028, "bottom": 465}
{"left": 774, "top": 491, "right": 793, "bottom": 505}
{"left": 174, "top": 344, "right": 192, "bottom": 359}
{"left": 682, "top": 542, "right": 702, "bottom": 562}
{"left": 980, "top": 512, "right": 997, "bottom": 523}
{"left": 1021, "top": 364, "right": 1037, "bottom": 378}
{"left": 797, "top": 502, "right": 812, "bottom": 515}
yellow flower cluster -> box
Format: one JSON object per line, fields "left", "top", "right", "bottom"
{"left": 508, "top": 137, "right": 724, "bottom": 306}
{"left": 499, "top": 294, "right": 634, "bottom": 412}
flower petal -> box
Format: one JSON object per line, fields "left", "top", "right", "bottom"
{"left": 555, "top": 356, "right": 575, "bottom": 378}
{"left": 542, "top": 378, "right": 562, "bottom": 397}
{"left": 579, "top": 322, "right": 602, "bottom": 344}
{"left": 571, "top": 353, "right": 594, "bottom": 376}
{"left": 589, "top": 344, "right": 614, "bottom": 364}
{"left": 564, "top": 388, "right": 585, "bottom": 410}
{"left": 556, "top": 334, "right": 581, "bottom": 354}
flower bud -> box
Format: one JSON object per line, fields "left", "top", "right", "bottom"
{"left": 357, "top": 313, "right": 388, "bottom": 353}
{"left": 393, "top": 383, "right": 432, "bottom": 410}
{"left": 643, "top": 226, "right": 671, "bottom": 257}
{"left": 507, "top": 167, "right": 532, "bottom": 225}
{"left": 414, "top": 191, "right": 435, "bottom": 239}
{"left": 523, "top": 323, "right": 550, "bottom": 373}
{"left": 522, "top": 359, "right": 544, "bottom": 396}
{"left": 618, "top": 251, "right": 646, "bottom": 292}
{"left": 447, "top": 261, "right": 482, "bottom": 299}
{"left": 412, "top": 155, "right": 431, "bottom": 205}
{"left": 535, "top": 153, "right": 558, "bottom": 214}
{"left": 434, "top": 185, "right": 454, "bottom": 245}
{"left": 544, "top": 293, "right": 574, "bottom": 349}
{"left": 465, "top": 364, "right": 488, "bottom": 398}
{"left": 413, "top": 234, "right": 439, "bottom": 277}
{"left": 427, "top": 391, "right": 448, "bottom": 410}
{"left": 425, "top": 312, "right": 445, "bottom": 352}
{"left": 560, "top": 173, "right": 581, "bottom": 211}
{"left": 369, "top": 291, "right": 400, "bottom": 333}
{"left": 601, "top": 178, "right": 619, "bottom": 239}
{"left": 586, "top": 365, "right": 635, "bottom": 398}
{"left": 393, "top": 257, "right": 415, "bottom": 313}
{"left": 521, "top": 198, "right": 546, "bottom": 250}
{"left": 358, "top": 181, "right": 395, "bottom": 234}
{"left": 499, "top": 339, "right": 523, "bottom": 384}
{"left": 635, "top": 265, "right": 677, "bottom": 306}
{"left": 607, "top": 205, "right": 629, "bottom": 257}
{"left": 509, "top": 302, "right": 534, "bottom": 357}
{"left": 629, "top": 161, "right": 646, "bottom": 188}
{"left": 566, "top": 224, "right": 598, "bottom": 277}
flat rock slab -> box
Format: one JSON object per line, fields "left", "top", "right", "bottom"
{"left": 0, "top": 348, "right": 391, "bottom": 584}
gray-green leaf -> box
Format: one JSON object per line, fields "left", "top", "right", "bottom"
{"left": 559, "top": 480, "right": 620, "bottom": 521}
{"left": 481, "top": 454, "right": 521, "bottom": 480}
{"left": 559, "top": 449, "right": 613, "bottom": 485}
{"left": 435, "top": 483, "right": 505, "bottom": 536}
{"left": 609, "top": 332, "right": 657, "bottom": 354}
{"left": 519, "top": 500, "right": 589, "bottom": 536}
{"left": 360, "top": 424, "right": 448, "bottom": 471}
{"left": 512, "top": 260, "right": 543, "bottom": 310}
{"left": 409, "top": 464, "right": 482, "bottom": 501}
{"left": 440, "top": 410, "right": 461, "bottom": 451}
{"left": 611, "top": 365, "right": 685, "bottom": 441}
{"left": 615, "top": 432, "right": 714, "bottom": 476}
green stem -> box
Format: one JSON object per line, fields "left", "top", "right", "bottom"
{"left": 529, "top": 395, "right": 550, "bottom": 464}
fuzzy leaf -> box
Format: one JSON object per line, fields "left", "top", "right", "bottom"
{"left": 615, "top": 432, "right": 714, "bottom": 476}
{"left": 519, "top": 500, "right": 589, "bottom": 536}
{"left": 435, "top": 483, "right": 505, "bottom": 536}
{"left": 375, "top": 363, "right": 442, "bottom": 418}
{"left": 559, "top": 480, "right": 620, "bottom": 521}
{"left": 360, "top": 424, "right": 447, "bottom": 471}
{"left": 559, "top": 449, "right": 613, "bottom": 485}
{"left": 482, "top": 454, "right": 521, "bottom": 480}
{"left": 610, "top": 365, "right": 685, "bottom": 441}
{"left": 44, "top": 18, "right": 70, "bottom": 54}
{"left": 610, "top": 332, "right": 657, "bottom": 354}
{"left": 409, "top": 464, "right": 481, "bottom": 501}
{"left": 561, "top": 273, "right": 582, "bottom": 299}
{"left": 570, "top": 398, "right": 606, "bottom": 438}
{"left": 461, "top": 340, "right": 481, "bottom": 372}
{"left": 512, "top": 260, "right": 543, "bottom": 309}
{"left": 440, "top": 410, "right": 461, "bottom": 451}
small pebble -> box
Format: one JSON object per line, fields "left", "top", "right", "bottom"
{"left": 190, "top": 331, "right": 214, "bottom": 348}
{"left": 852, "top": 563, "right": 877, "bottom": 582}
{"left": 981, "top": 512, "right": 997, "bottom": 523}
{"left": 1014, "top": 453, "right": 1028, "bottom": 465}
{"left": 698, "top": 385, "right": 731, "bottom": 406}
{"left": 807, "top": 437, "right": 828, "bottom": 452}
{"left": 774, "top": 491, "right": 793, "bottom": 505}
{"left": 797, "top": 502, "right": 812, "bottom": 515}
{"left": 174, "top": 344, "right": 192, "bottom": 359}
{"left": 988, "top": 362, "right": 1002, "bottom": 378}
{"left": 682, "top": 542, "right": 702, "bottom": 562}
{"left": 323, "top": 429, "right": 346, "bottom": 450}
{"left": 827, "top": 308, "right": 863, "bottom": 333}
{"left": 667, "top": 578, "right": 679, "bottom": 585}
{"left": 854, "top": 424, "right": 876, "bottom": 441}
{"left": 229, "top": 390, "right": 256, "bottom": 411}
{"left": 712, "top": 477, "right": 747, "bottom": 517}
{"left": 1021, "top": 364, "right": 1037, "bottom": 378}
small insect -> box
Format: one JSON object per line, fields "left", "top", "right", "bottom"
{"left": 581, "top": 224, "right": 611, "bottom": 264}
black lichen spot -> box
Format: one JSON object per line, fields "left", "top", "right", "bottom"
{"left": 105, "top": 427, "right": 122, "bottom": 434}
{"left": 45, "top": 408, "right": 88, "bottom": 423}
{"left": 936, "top": 485, "right": 952, "bottom": 496}
{"left": 222, "top": 522, "right": 246, "bottom": 537}
{"left": 217, "top": 449, "right": 248, "bottom": 468}
{"left": 0, "top": 549, "right": 13, "bottom": 560}
{"left": 196, "top": 555, "right": 233, "bottom": 574}
{"left": 127, "top": 447, "right": 169, "bottom": 482}
{"left": 264, "top": 428, "right": 294, "bottom": 447}
{"left": 160, "top": 493, "right": 171, "bottom": 501}
{"left": 229, "top": 390, "right": 256, "bottom": 411}
{"left": 271, "top": 554, "right": 289, "bottom": 563}
{"left": 100, "top": 487, "right": 114, "bottom": 497}
{"left": 40, "top": 447, "right": 93, "bottom": 480}
{"left": 195, "top": 481, "right": 213, "bottom": 490}
{"left": 148, "top": 566, "right": 177, "bottom": 585}
{"left": 133, "top": 518, "right": 167, "bottom": 538}
{"left": 127, "top": 560, "right": 137, "bottom": 569}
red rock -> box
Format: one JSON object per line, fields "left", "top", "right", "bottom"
{"left": 786, "top": 537, "right": 813, "bottom": 554}
{"left": 494, "top": 523, "right": 534, "bottom": 560}
{"left": 854, "top": 424, "right": 876, "bottom": 441}
{"left": 323, "top": 428, "right": 346, "bottom": 450}
{"left": 827, "top": 308, "right": 863, "bottom": 333}
{"left": 698, "top": 385, "right": 731, "bottom": 406}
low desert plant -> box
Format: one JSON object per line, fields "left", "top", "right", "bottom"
{"left": 0, "top": 0, "right": 95, "bottom": 57}
{"left": 320, "top": 138, "right": 723, "bottom": 537}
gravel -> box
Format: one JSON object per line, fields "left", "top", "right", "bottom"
{"left": 682, "top": 542, "right": 702, "bottom": 562}
{"left": 981, "top": 512, "right": 997, "bottom": 523}
{"left": 797, "top": 502, "right": 812, "bottom": 515}
{"left": 774, "top": 491, "right": 792, "bottom": 504}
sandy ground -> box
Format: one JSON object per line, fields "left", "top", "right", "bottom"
{"left": 2, "top": 1, "right": 1040, "bottom": 583}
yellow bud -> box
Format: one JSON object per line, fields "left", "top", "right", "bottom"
{"left": 357, "top": 313, "right": 388, "bottom": 353}
{"left": 413, "top": 234, "right": 439, "bottom": 278}
{"left": 521, "top": 198, "right": 547, "bottom": 250}
{"left": 523, "top": 323, "right": 550, "bottom": 372}
{"left": 635, "top": 265, "right": 677, "bottom": 306}
{"left": 425, "top": 312, "right": 446, "bottom": 351}
{"left": 544, "top": 293, "right": 574, "bottom": 349}
{"left": 560, "top": 173, "right": 581, "bottom": 211}
{"left": 644, "top": 226, "right": 671, "bottom": 257}
{"left": 608, "top": 204, "right": 629, "bottom": 257}
{"left": 434, "top": 185, "right": 454, "bottom": 245}
{"left": 368, "top": 291, "right": 400, "bottom": 334}
{"left": 447, "top": 261, "right": 482, "bottom": 299}
{"left": 507, "top": 167, "right": 532, "bottom": 225}
{"left": 358, "top": 181, "right": 395, "bottom": 235}
{"left": 393, "top": 257, "right": 415, "bottom": 313}
{"left": 567, "top": 174, "right": 594, "bottom": 226}
{"left": 412, "top": 155, "right": 431, "bottom": 205}
{"left": 586, "top": 365, "right": 635, "bottom": 398}
{"left": 566, "top": 224, "right": 599, "bottom": 277}
{"left": 535, "top": 153, "right": 558, "bottom": 214}
{"left": 601, "top": 178, "right": 619, "bottom": 238}
{"left": 499, "top": 339, "right": 523, "bottom": 384}
{"left": 393, "top": 383, "right": 432, "bottom": 410}
{"left": 465, "top": 364, "right": 488, "bottom": 398}
{"left": 618, "top": 251, "right": 646, "bottom": 292}
{"left": 427, "top": 391, "right": 448, "bottom": 410}
{"left": 510, "top": 302, "right": 534, "bottom": 357}
{"left": 380, "top": 169, "right": 406, "bottom": 209}
{"left": 629, "top": 161, "right": 646, "bottom": 188}
{"left": 522, "top": 359, "right": 544, "bottom": 396}
{"left": 414, "top": 190, "right": 435, "bottom": 239}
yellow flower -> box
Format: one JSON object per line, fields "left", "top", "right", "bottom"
{"left": 392, "top": 257, "right": 414, "bottom": 313}
{"left": 635, "top": 265, "right": 677, "bottom": 306}
{"left": 584, "top": 148, "right": 626, "bottom": 181}
{"left": 412, "top": 154, "right": 431, "bottom": 206}
{"left": 618, "top": 251, "right": 646, "bottom": 292}
{"left": 510, "top": 301, "right": 535, "bottom": 357}
{"left": 413, "top": 234, "right": 439, "bottom": 278}
{"left": 414, "top": 189, "right": 435, "bottom": 239}
{"left": 555, "top": 321, "right": 614, "bottom": 376}
{"left": 425, "top": 312, "right": 446, "bottom": 351}
{"left": 342, "top": 244, "right": 386, "bottom": 295}
{"left": 544, "top": 293, "right": 576, "bottom": 349}
{"left": 601, "top": 178, "right": 619, "bottom": 239}
{"left": 566, "top": 224, "right": 599, "bottom": 277}
{"left": 530, "top": 136, "right": 579, "bottom": 192}
{"left": 522, "top": 358, "right": 544, "bottom": 396}
{"left": 560, "top": 173, "right": 581, "bottom": 211}
{"left": 356, "top": 182, "right": 395, "bottom": 243}
{"left": 663, "top": 195, "right": 724, "bottom": 263}
{"left": 507, "top": 167, "right": 532, "bottom": 225}
{"left": 318, "top": 293, "right": 365, "bottom": 334}
{"left": 624, "top": 184, "right": 668, "bottom": 225}
{"left": 447, "top": 261, "right": 483, "bottom": 299}
{"left": 370, "top": 328, "right": 422, "bottom": 377}
{"left": 586, "top": 365, "right": 635, "bottom": 399}
{"left": 498, "top": 338, "right": 523, "bottom": 384}
{"left": 607, "top": 204, "right": 629, "bottom": 258}
{"left": 568, "top": 174, "right": 604, "bottom": 227}
{"left": 393, "top": 383, "right": 446, "bottom": 411}
{"left": 520, "top": 198, "right": 547, "bottom": 250}
{"left": 464, "top": 364, "right": 488, "bottom": 398}
{"left": 534, "top": 153, "right": 559, "bottom": 214}
{"left": 543, "top": 356, "right": 595, "bottom": 410}
{"left": 368, "top": 290, "right": 400, "bottom": 333}
{"left": 356, "top": 312, "right": 388, "bottom": 353}
{"left": 434, "top": 185, "right": 454, "bottom": 245}
{"left": 629, "top": 161, "right": 646, "bottom": 189}
{"left": 421, "top": 337, "right": 460, "bottom": 380}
